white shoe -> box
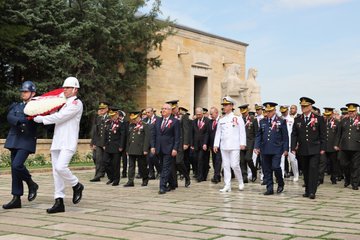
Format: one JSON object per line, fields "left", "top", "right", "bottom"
{"left": 219, "top": 186, "right": 231, "bottom": 192}
{"left": 293, "top": 176, "right": 299, "bottom": 182}
{"left": 239, "top": 183, "right": 244, "bottom": 191}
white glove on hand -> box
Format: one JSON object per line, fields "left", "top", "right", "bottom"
{"left": 33, "top": 116, "right": 44, "bottom": 123}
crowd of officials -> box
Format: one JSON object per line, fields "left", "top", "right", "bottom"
{"left": 89, "top": 97, "right": 360, "bottom": 198}
{"left": 2, "top": 78, "right": 359, "bottom": 215}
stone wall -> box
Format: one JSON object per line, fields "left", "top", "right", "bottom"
{"left": 0, "top": 139, "right": 92, "bottom": 159}
{"left": 136, "top": 24, "right": 248, "bottom": 114}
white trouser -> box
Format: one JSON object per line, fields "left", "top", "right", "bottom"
{"left": 288, "top": 152, "right": 299, "bottom": 179}
{"left": 51, "top": 149, "right": 79, "bottom": 199}
{"left": 221, "top": 150, "right": 243, "bottom": 187}
{"left": 281, "top": 155, "right": 286, "bottom": 178}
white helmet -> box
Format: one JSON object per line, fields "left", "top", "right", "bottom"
{"left": 62, "top": 77, "right": 80, "bottom": 88}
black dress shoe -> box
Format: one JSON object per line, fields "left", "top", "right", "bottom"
{"left": 72, "top": 182, "right": 84, "bottom": 204}
{"left": 90, "top": 178, "right": 100, "bottom": 182}
{"left": 344, "top": 182, "right": 350, "bottom": 188}
{"left": 121, "top": 173, "right": 127, "bottom": 178}
{"left": 158, "top": 190, "right": 166, "bottom": 194}
{"left": 251, "top": 176, "right": 257, "bottom": 182}
{"left": 28, "top": 182, "right": 39, "bottom": 202}
{"left": 277, "top": 185, "right": 284, "bottom": 193}
{"left": 148, "top": 175, "right": 156, "bottom": 180}
{"left": 112, "top": 182, "right": 119, "bottom": 186}
{"left": 185, "top": 178, "right": 191, "bottom": 188}
{"left": 47, "top": 198, "right": 65, "bottom": 214}
{"left": 243, "top": 179, "right": 249, "bottom": 184}
{"left": 2, "top": 195, "right": 21, "bottom": 209}
{"left": 309, "top": 193, "right": 316, "bottom": 199}
{"left": 123, "top": 182, "right": 134, "bottom": 187}
{"left": 141, "top": 179, "right": 149, "bottom": 187}
{"left": 303, "top": 193, "right": 309, "bottom": 198}
{"left": 261, "top": 182, "right": 266, "bottom": 185}
{"left": 106, "top": 180, "right": 113, "bottom": 185}
{"left": 166, "top": 186, "right": 176, "bottom": 192}
{"left": 352, "top": 185, "right": 359, "bottom": 190}
{"left": 264, "top": 190, "right": 274, "bottom": 195}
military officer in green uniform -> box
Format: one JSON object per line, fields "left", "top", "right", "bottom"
{"left": 335, "top": 103, "right": 360, "bottom": 190}
{"left": 90, "top": 102, "right": 109, "bottom": 182}
{"left": 124, "top": 112, "right": 150, "bottom": 187}
{"left": 319, "top": 107, "right": 340, "bottom": 185}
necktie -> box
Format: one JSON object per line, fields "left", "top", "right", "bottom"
{"left": 350, "top": 118, "right": 354, "bottom": 125}
{"left": 212, "top": 120, "right": 217, "bottom": 130}
{"left": 198, "top": 120, "right": 201, "bottom": 129}
{"left": 305, "top": 116, "right": 309, "bottom": 123}
{"left": 161, "top": 118, "right": 167, "bottom": 130}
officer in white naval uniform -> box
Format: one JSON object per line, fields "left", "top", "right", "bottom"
{"left": 34, "top": 77, "right": 84, "bottom": 214}
{"left": 214, "top": 96, "right": 247, "bottom": 192}
{"left": 280, "top": 105, "right": 299, "bottom": 182}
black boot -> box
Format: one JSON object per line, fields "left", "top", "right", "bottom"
{"left": 72, "top": 182, "right": 84, "bottom": 204}
{"left": 27, "top": 180, "right": 39, "bottom": 202}
{"left": 46, "top": 198, "right": 65, "bottom": 214}
{"left": 2, "top": 195, "right": 21, "bottom": 209}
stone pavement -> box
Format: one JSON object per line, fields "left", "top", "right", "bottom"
{"left": 0, "top": 170, "right": 359, "bottom": 240}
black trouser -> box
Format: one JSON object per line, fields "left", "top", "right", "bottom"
{"left": 195, "top": 149, "right": 209, "bottom": 181}
{"left": 240, "top": 149, "right": 257, "bottom": 181}
{"left": 299, "top": 154, "right": 320, "bottom": 195}
{"left": 319, "top": 152, "right": 339, "bottom": 182}
{"left": 211, "top": 149, "right": 222, "bottom": 181}
{"left": 262, "top": 154, "right": 283, "bottom": 191}
{"left": 172, "top": 149, "right": 190, "bottom": 187}
{"left": 121, "top": 151, "right": 127, "bottom": 176}
{"left": 94, "top": 146, "right": 106, "bottom": 179}
{"left": 189, "top": 149, "right": 197, "bottom": 176}
{"left": 183, "top": 148, "right": 191, "bottom": 174}
{"left": 104, "top": 151, "right": 121, "bottom": 183}
{"left": 340, "top": 150, "right": 360, "bottom": 187}
{"left": 10, "top": 149, "right": 33, "bottom": 196}
{"left": 128, "top": 155, "right": 149, "bottom": 184}
{"left": 159, "top": 153, "right": 176, "bottom": 191}
{"left": 147, "top": 152, "right": 160, "bottom": 177}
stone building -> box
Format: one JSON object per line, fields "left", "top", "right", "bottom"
{"left": 136, "top": 24, "right": 251, "bottom": 113}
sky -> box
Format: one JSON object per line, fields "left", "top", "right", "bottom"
{"left": 143, "top": 0, "right": 360, "bottom": 111}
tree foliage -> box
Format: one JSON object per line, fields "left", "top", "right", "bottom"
{"left": 0, "top": 0, "right": 172, "bottom": 138}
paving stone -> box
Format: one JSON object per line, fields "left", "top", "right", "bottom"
{"left": 203, "top": 227, "right": 289, "bottom": 240}
{"left": 0, "top": 234, "right": 50, "bottom": 240}
{"left": 0, "top": 224, "right": 67, "bottom": 238}
{"left": 1, "top": 170, "right": 360, "bottom": 240}
{"left": 325, "top": 233, "right": 360, "bottom": 240}
{"left": 181, "top": 219, "right": 327, "bottom": 237}
{"left": 128, "top": 226, "right": 219, "bottom": 239}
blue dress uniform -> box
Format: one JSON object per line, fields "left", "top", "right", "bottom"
{"left": 3, "top": 81, "right": 38, "bottom": 209}
{"left": 255, "top": 102, "right": 289, "bottom": 195}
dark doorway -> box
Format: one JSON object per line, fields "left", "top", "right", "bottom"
{"left": 194, "top": 75, "right": 208, "bottom": 111}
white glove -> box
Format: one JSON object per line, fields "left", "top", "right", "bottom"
{"left": 33, "top": 116, "right": 44, "bottom": 123}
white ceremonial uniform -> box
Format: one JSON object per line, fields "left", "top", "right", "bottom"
{"left": 283, "top": 114, "right": 299, "bottom": 181}
{"left": 40, "top": 96, "right": 83, "bottom": 198}
{"left": 214, "top": 112, "right": 247, "bottom": 189}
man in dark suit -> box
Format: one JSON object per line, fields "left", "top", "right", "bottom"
{"left": 124, "top": 111, "right": 150, "bottom": 187}
{"left": 151, "top": 103, "right": 180, "bottom": 194}
{"left": 3, "top": 81, "right": 39, "bottom": 209}
{"left": 90, "top": 101, "right": 109, "bottom": 182}
{"left": 291, "top": 97, "right": 326, "bottom": 199}
{"left": 254, "top": 102, "right": 288, "bottom": 195}
{"left": 104, "top": 107, "right": 126, "bottom": 186}
{"left": 208, "top": 107, "right": 222, "bottom": 183}
{"left": 191, "top": 107, "right": 210, "bottom": 182}
{"left": 144, "top": 107, "right": 161, "bottom": 179}
{"left": 239, "top": 104, "right": 258, "bottom": 183}
{"left": 172, "top": 105, "right": 191, "bottom": 188}
{"left": 335, "top": 103, "right": 360, "bottom": 190}
{"left": 319, "top": 107, "right": 340, "bottom": 185}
